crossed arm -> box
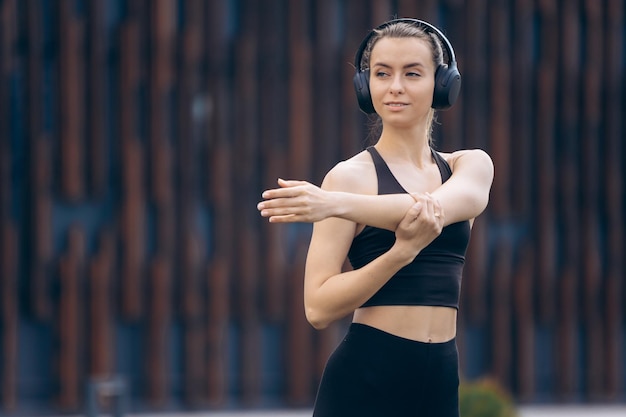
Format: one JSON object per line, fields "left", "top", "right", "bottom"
{"left": 257, "top": 149, "right": 494, "bottom": 230}
{"left": 257, "top": 149, "right": 494, "bottom": 328}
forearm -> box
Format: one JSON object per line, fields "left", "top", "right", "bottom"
{"left": 330, "top": 192, "right": 416, "bottom": 231}
{"left": 304, "top": 244, "right": 414, "bottom": 329}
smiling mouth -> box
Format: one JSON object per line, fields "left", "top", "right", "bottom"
{"left": 385, "top": 102, "right": 408, "bottom": 107}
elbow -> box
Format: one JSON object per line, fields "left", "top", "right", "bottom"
{"left": 305, "top": 306, "right": 331, "bottom": 330}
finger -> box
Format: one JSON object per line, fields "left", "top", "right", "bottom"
{"left": 259, "top": 204, "right": 307, "bottom": 217}
{"left": 277, "top": 178, "right": 308, "bottom": 188}
{"left": 402, "top": 202, "right": 423, "bottom": 224}
{"left": 262, "top": 187, "right": 300, "bottom": 200}
{"left": 268, "top": 214, "right": 298, "bottom": 223}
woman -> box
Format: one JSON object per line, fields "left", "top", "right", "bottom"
{"left": 258, "top": 19, "right": 493, "bottom": 416}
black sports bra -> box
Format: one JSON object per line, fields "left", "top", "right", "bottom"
{"left": 347, "top": 147, "right": 471, "bottom": 309}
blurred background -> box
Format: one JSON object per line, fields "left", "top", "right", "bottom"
{"left": 0, "top": 0, "right": 625, "bottom": 415}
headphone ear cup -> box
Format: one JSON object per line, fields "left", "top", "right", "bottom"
{"left": 432, "top": 63, "right": 461, "bottom": 110}
{"left": 353, "top": 70, "right": 376, "bottom": 114}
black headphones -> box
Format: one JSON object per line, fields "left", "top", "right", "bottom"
{"left": 352, "top": 18, "right": 461, "bottom": 113}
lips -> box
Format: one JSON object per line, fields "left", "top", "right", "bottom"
{"left": 385, "top": 102, "right": 409, "bottom": 107}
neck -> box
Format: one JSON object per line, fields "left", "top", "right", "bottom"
{"left": 375, "top": 126, "right": 432, "bottom": 168}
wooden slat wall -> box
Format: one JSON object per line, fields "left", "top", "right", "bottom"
{"left": 1, "top": 0, "right": 625, "bottom": 413}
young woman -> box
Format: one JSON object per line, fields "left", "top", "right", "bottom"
{"left": 258, "top": 19, "right": 493, "bottom": 417}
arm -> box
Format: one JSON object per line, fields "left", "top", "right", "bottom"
{"left": 430, "top": 149, "right": 494, "bottom": 225}
{"left": 304, "top": 196, "right": 443, "bottom": 329}
{"left": 258, "top": 149, "right": 493, "bottom": 228}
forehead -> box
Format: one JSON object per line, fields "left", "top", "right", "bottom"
{"left": 370, "top": 37, "right": 433, "bottom": 66}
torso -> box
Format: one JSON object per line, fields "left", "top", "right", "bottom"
{"left": 347, "top": 146, "right": 460, "bottom": 343}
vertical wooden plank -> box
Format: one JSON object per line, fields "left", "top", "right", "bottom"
{"left": 205, "top": 0, "right": 232, "bottom": 405}
{"left": 580, "top": 0, "right": 604, "bottom": 400}
{"left": 1, "top": 225, "right": 17, "bottom": 411}
{"left": 206, "top": 259, "right": 230, "bottom": 406}
{"left": 86, "top": 0, "right": 107, "bottom": 196}
{"left": 118, "top": 10, "right": 145, "bottom": 320}
{"left": 313, "top": 0, "right": 342, "bottom": 180}
{"left": 311, "top": 0, "right": 347, "bottom": 383}
{"left": 88, "top": 231, "right": 115, "bottom": 377}
{"left": 341, "top": 0, "right": 369, "bottom": 157}
{"left": 285, "top": 241, "right": 314, "bottom": 405}
{"left": 233, "top": 0, "right": 261, "bottom": 404}
{"left": 32, "top": 138, "right": 54, "bottom": 320}
{"left": 146, "top": 14, "right": 177, "bottom": 402}
{"left": 24, "top": 0, "right": 54, "bottom": 320}
{"left": 556, "top": 0, "right": 582, "bottom": 400}
{"left": 510, "top": 0, "right": 534, "bottom": 216}
{"left": 57, "top": 226, "right": 85, "bottom": 411}
{"left": 460, "top": 0, "right": 489, "bottom": 324}
{"left": 488, "top": 0, "right": 511, "bottom": 218}
{"left": 120, "top": 139, "right": 146, "bottom": 320}
{"left": 488, "top": 0, "right": 513, "bottom": 390}
{"left": 58, "top": 0, "right": 85, "bottom": 201}
{"left": 602, "top": 0, "right": 624, "bottom": 399}
{"left": 258, "top": 0, "right": 288, "bottom": 322}
{"left": 437, "top": 5, "right": 465, "bottom": 154}
{"left": 146, "top": 256, "right": 172, "bottom": 407}
{"left": 491, "top": 241, "right": 513, "bottom": 389}
{"left": 283, "top": 0, "right": 315, "bottom": 406}
{"left": 287, "top": 0, "right": 313, "bottom": 181}
{"left": 177, "top": 0, "right": 206, "bottom": 405}
{"left": 149, "top": 0, "right": 176, "bottom": 204}
{"left": 0, "top": 1, "right": 16, "bottom": 408}
{"left": 534, "top": 0, "right": 558, "bottom": 324}
{"left": 513, "top": 242, "right": 535, "bottom": 401}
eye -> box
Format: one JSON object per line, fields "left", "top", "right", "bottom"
{"left": 406, "top": 71, "right": 421, "bottom": 77}
{"left": 375, "top": 71, "right": 390, "bottom": 78}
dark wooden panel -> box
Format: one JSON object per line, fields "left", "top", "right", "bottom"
{"left": 555, "top": 0, "right": 582, "bottom": 400}
{"left": 86, "top": 0, "right": 107, "bottom": 196}
{"left": 534, "top": 0, "right": 558, "bottom": 325}
{"left": 2, "top": 0, "right": 626, "bottom": 412}
{"left": 146, "top": 256, "right": 172, "bottom": 406}
{"left": 1, "top": 225, "right": 18, "bottom": 410}
{"left": 513, "top": 242, "right": 535, "bottom": 401}
{"left": 57, "top": 0, "right": 85, "bottom": 201}
{"left": 204, "top": 0, "right": 233, "bottom": 405}
{"left": 602, "top": 0, "right": 625, "bottom": 399}
{"left": 88, "top": 232, "right": 115, "bottom": 377}
{"left": 580, "top": 0, "right": 604, "bottom": 400}
{"left": 491, "top": 241, "right": 513, "bottom": 389}
{"left": 57, "top": 227, "right": 85, "bottom": 410}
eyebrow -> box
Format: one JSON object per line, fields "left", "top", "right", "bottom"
{"left": 371, "top": 62, "right": 425, "bottom": 69}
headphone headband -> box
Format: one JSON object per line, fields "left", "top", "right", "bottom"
{"left": 353, "top": 18, "right": 456, "bottom": 70}
{"left": 352, "top": 18, "right": 461, "bottom": 112}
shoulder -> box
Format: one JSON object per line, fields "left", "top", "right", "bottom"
{"left": 438, "top": 149, "right": 494, "bottom": 177}
{"left": 321, "top": 150, "right": 377, "bottom": 194}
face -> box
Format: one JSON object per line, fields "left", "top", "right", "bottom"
{"left": 368, "top": 37, "right": 436, "bottom": 127}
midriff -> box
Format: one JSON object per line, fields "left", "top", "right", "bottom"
{"left": 352, "top": 305, "right": 457, "bottom": 343}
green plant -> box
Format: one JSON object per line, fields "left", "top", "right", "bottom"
{"left": 459, "top": 377, "right": 518, "bottom": 417}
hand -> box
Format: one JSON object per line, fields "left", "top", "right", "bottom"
{"left": 257, "top": 178, "right": 335, "bottom": 223}
{"left": 392, "top": 193, "right": 444, "bottom": 263}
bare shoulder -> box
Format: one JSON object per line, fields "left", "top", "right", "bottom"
{"left": 438, "top": 148, "right": 494, "bottom": 176}
{"left": 322, "top": 150, "right": 377, "bottom": 194}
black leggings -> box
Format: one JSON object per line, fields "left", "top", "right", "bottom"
{"left": 312, "top": 323, "right": 459, "bottom": 417}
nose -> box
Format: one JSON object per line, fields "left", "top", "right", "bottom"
{"left": 389, "top": 74, "right": 404, "bottom": 94}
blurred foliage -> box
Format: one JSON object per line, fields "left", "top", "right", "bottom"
{"left": 459, "top": 378, "right": 518, "bottom": 417}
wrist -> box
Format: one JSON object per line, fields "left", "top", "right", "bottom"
{"left": 331, "top": 191, "right": 350, "bottom": 219}
{"left": 387, "top": 243, "right": 419, "bottom": 267}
